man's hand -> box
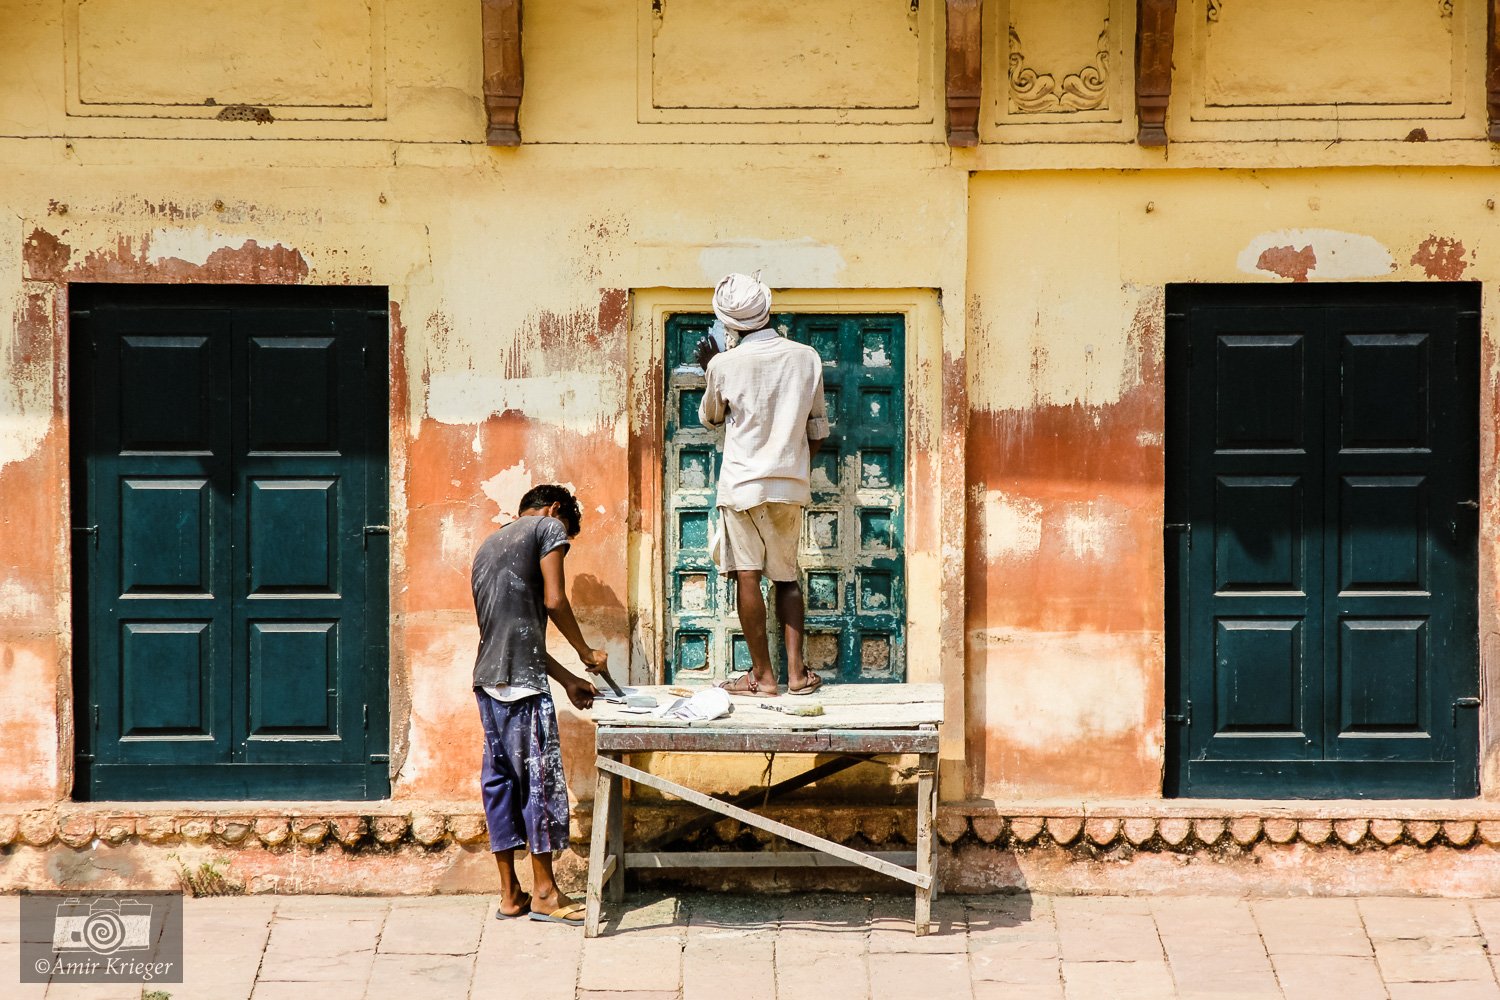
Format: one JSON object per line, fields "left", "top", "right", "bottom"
{"left": 580, "top": 647, "right": 609, "bottom": 674}
{"left": 562, "top": 674, "right": 598, "bottom": 711}
{"left": 694, "top": 334, "right": 720, "bottom": 371}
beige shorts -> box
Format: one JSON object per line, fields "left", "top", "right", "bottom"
{"left": 711, "top": 503, "right": 804, "bottom": 582}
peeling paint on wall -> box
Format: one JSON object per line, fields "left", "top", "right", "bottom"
{"left": 1237, "top": 228, "right": 1395, "bottom": 281}
{"left": 979, "top": 489, "right": 1043, "bottom": 560}
{"left": 1410, "top": 235, "right": 1470, "bottom": 280}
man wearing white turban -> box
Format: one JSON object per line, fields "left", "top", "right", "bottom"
{"left": 699, "top": 273, "right": 830, "bottom": 697}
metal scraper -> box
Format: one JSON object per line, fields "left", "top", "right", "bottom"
{"left": 594, "top": 666, "right": 627, "bottom": 699}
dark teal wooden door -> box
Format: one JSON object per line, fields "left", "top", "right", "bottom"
{"left": 663, "top": 313, "right": 906, "bottom": 683}
{"left": 70, "top": 285, "right": 390, "bottom": 800}
{"left": 1167, "top": 284, "right": 1479, "bottom": 798}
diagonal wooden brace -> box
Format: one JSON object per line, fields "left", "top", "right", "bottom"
{"left": 594, "top": 755, "right": 932, "bottom": 891}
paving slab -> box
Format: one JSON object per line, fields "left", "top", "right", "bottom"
{"left": 1054, "top": 896, "right": 1165, "bottom": 964}
{"left": 1387, "top": 982, "right": 1500, "bottom": 1000}
{"left": 970, "top": 953, "right": 1063, "bottom": 985}
{"left": 366, "top": 951, "right": 475, "bottom": 1000}
{"left": 1252, "top": 898, "right": 1374, "bottom": 957}
{"left": 378, "top": 896, "right": 486, "bottom": 955}
{"left": 473, "top": 911, "right": 580, "bottom": 1000}
{"left": 1271, "top": 953, "right": 1389, "bottom": 1000}
{"left": 1062, "top": 959, "right": 1177, "bottom": 999}
{"left": 683, "top": 938, "right": 775, "bottom": 1000}
{"left": 869, "top": 952, "right": 971, "bottom": 1000}
{"left": 576, "top": 932, "right": 683, "bottom": 994}
{"left": 1374, "top": 936, "right": 1494, "bottom": 984}
{"left": 775, "top": 948, "right": 870, "bottom": 1000}
{"left": 1359, "top": 898, "right": 1481, "bottom": 941}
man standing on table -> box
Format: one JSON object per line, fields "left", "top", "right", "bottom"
{"left": 699, "top": 272, "right": 830, "bottom": 697}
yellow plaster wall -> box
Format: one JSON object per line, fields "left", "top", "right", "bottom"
{"left": 966, "top": 167, "right": 1500, "bottom": 800}
{"left": 0, "top": 0, "right": 1497, "bottom": 813}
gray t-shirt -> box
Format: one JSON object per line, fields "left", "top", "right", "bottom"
{"left": 471, "top": 515, "right": 572, "bottom": 691}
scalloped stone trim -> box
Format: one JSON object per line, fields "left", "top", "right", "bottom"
{"left": 6, "top": 803, "right": 1500, "bottom": 854}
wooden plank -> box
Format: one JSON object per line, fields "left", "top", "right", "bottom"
{"left": 914, "top": 753, "right": 938, "bottom": 936}
{"left": 600, "top": 853, "right": 617, "bottom": 885}
{"left": 595, "top": 756, "right": 931, "bottom": 890}
{"left": 584, "top": 756, "right": 615, "bottom": 937}
{"left": 607, "top": 767, "right": 624, "bottom": 903}
{"left": 642, "top": 755, "right": 868, "bottom": 850}
{"left": 589, "top": 703, "right": 944, "bottom": 730}
{"left": 595, "top": 728, "right": 939, "bottom": 754}
{"left": 626, "top": 851, "right": 917, "bottom": 869}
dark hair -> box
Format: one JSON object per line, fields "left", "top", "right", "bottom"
{"left": 518, "top": 484, "right": 582, "bottom": 537}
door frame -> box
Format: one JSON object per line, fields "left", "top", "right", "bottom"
{"left": 626, "top": 291, "right": 962, "bottom": 756}
{"left": 1164, "top": 281, "right": 1482, "bottom": 799}
{"left": 67, "top": 282, "right": 394, "bottom": 801}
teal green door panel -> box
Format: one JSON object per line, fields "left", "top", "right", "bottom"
{"left": 663, "top": 313, "right": 906, "bottom": 684}
{"left": 71, "top": 285, "right": 390, "bottom": 800}
{"left": 1167, "top": 283, "right": 1479, "bottom": 798}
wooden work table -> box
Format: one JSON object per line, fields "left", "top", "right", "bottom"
{"left": 584, "top": 682, "right": 942, "bottom": 937}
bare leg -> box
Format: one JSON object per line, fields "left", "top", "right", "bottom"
{"left": 529, "top": 851, "right": 579, "bottom": 916}
{"left": 494, "top": 850, "right": 530, "bottom": 915}
{"left": 734, "top": 571, "right": 780, "bottom": 693}
{"left": 775, "top": 580, "right": 811, "bottom": 689}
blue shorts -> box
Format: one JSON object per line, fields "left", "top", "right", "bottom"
{"left": 475, "top": 689, "right": 571, "bottom": 854}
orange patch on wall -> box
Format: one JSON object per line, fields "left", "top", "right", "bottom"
{"left": 1410, "top": 235, "right": 1469, "bottom": 280}
{"left": 1255, "top": 244, "right": 1317, "bottom": 282}
{"left": 964, "top": 299, "right": 1167, "bottom": 798}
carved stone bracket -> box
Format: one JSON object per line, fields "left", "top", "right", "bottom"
{"left": 482, "top": 0, "right": 524, "bottom": 146}
{"left": 1135, "top": 0, "right": 1177, "bottom": 147}
{"left": 1488, "top": 0, "right": 1500, "bottom": 141}
{"left": 946, "top": 0, "right": 982, "bottom": 146}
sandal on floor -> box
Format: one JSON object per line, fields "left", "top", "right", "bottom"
{"left": 495, "top": 891, "right": 531, "bottom": 919}
{"left": 788, "top": 674, "right": 824, "bottom": 696}
{"left": 718, "top": 672, "right": 778, "bottom": 697}
{"left": 529, "top": 902, "right": 585, "bottom": 925}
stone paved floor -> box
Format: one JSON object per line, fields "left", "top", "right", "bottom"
{"left": 8, "top": 892, "right": 1500, "bottom": 999}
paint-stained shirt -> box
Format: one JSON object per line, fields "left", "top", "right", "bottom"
{"left": 699, "top": 328, "right": 830, "bottom": 510}
{"left": 470, "top": 515, "right": 572, "bottom": 692}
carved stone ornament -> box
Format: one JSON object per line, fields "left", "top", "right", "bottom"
{"left": 1008, "top": 21, "right": 1110, "bottom": 114}
{"left": 1489, "top": 0, "right": 1500, "bottom": 140}
{"left": 482, "top": 0, "right": 524, "bottom": 146}
{"left": 946, "top": 0, "right": 983, "bottom": 145}
{"left": 1135, "top": 0, "right": 1177, "bottom": 146}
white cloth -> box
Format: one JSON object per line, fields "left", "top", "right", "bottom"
{"left": 699, "top": 329, "right": 830, "bottom": 510}
{"left": 482, "top": 684, "right": 542, "bottom": 702}
{"left": 653, "top": 687, "right": 732, "bottom": 721}
{"left": 713, "top": 273, "right": 772, "bottom": 332}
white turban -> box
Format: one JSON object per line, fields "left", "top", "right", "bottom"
{"left": 713, "top": 272, "right": 771, "bottom": 332}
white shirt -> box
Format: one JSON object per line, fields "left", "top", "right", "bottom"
{"left": 699, "top": 329, "right": 830, "bottom": 510}
{"left": 482, "top": 684, "right": 541, "bottom": 702}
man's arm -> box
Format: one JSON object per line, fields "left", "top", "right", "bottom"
{"left": 806, "top": 361, "right": 831, "bottom": 450}
{"left": 545, "top": 653, "right": 598, "bottom": 710}
{"left": 698, "top": 359, "right": 727, "bottom": 429}
{"left": 540, "top": 547, "right": 608, "bottom": 671}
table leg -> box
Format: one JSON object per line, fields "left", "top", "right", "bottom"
{"left": 585, "top": 754, "right": 617, "bottom": 937}
{"left": 607, "top": 755, "right": 626, "bottom": 902}
{"left": 914, "top": 751, "right": 937, "bottom": 936}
